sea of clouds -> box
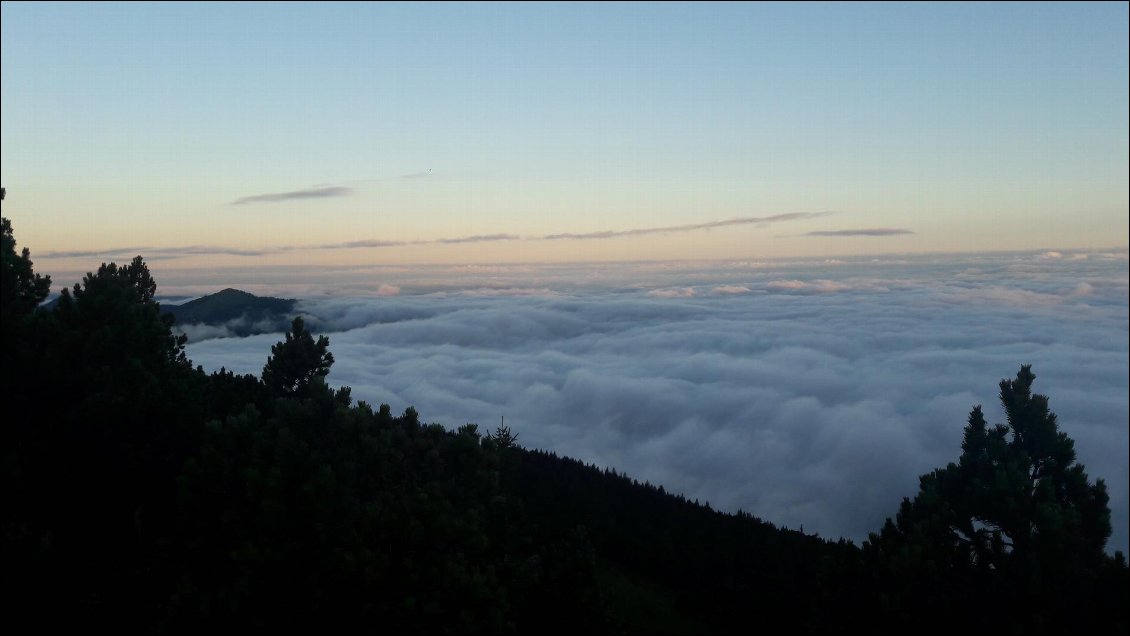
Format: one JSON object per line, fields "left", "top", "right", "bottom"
{"left": 179, "top": 250, "right": 1130, "bottom": 553}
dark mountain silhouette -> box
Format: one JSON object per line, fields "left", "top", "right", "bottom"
{"left": 45, "top": 286, "right": 297, "bottom": 336}
{"left": 163, "top": 288, "right": 296, "bottom": 335}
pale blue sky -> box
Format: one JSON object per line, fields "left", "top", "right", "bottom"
{"left": 2, "top": 2, "right": 1127, "bottom": 267}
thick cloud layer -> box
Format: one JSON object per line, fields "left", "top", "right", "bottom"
{"left": 184, "top": 251, "right": 1130, "bottom": 552}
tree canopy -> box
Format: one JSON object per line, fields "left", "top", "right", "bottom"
{"left": 1, "top": 188, "right": 52, "bottom": 321}
{"left": 865, "top": 365, "right": 1122, "bottom": 631}
{"left": 261, "top": 316, "right": 334, "bottom": 397}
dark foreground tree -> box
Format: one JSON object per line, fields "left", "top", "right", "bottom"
{"left": 1, "top": 187, "right": 52, "bottom": 321}
{"left": 866, "top": 365, "right": 1126, "bottom": 632}
{"left": 261, "top": 316, "right": 333, "bottom": 397}
{"left": 1, "top": 188, "right": 53, "bottom": 403}
{"left": 487, "top": 423, "right": 520, "bottom": 449}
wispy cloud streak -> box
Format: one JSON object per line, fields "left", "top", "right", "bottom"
{"left": 541, "top": 212, "right": 832, "bottom": 241}
{"left": 232, "top": 186, "right": 353, "bottom": 205}
{"left": 42, "top": 245, "right": 277, "bottom": 259}
{"left": 314, "top": 239, "right": 415, "bottom": 250}
{"left": 39, "top": 212, "right": 830, "bottom": 261}
{"left": 804, "top": 228, "right": 914, "bottom": 237}
{"left": 437, "top": 234, "right": 521, "bottom": 244}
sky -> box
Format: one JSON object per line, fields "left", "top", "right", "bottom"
{"left": 2, "top": 2, "right": 1128, "bottom": 269}
{"left": 179, "top": 251, "right": 1130, "bottom": 554}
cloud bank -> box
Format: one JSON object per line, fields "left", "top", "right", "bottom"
{"left": 184, "top": 252, "right": 1130, "bottom": 554}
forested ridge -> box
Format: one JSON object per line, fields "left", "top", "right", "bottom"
{"left": 2, "top": 196, "right": 1126, "bottom": 633}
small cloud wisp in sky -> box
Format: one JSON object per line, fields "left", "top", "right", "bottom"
{"left": 804, "top": 229, "right": 915, "bottom": 237}
{"left": 437, "top": 234, "right": 522, "bottom": 245}
{"left": 232, "top": 186, "right": 353, "bottom": 205}
{"left": 542, "top": 212, "right": 833, "bottom": 241}
{"left": 42, "top": 244, "right": 277, "bottom": 260}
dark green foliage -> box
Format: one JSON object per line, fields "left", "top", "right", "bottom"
{"left": 1, "top": 225, "right": 51, "bottom": 320}
{"left": 55, "top": 256, "right": 189, "bottom": 369}
{"left": 201, "top": 366, "right": 272, "bottom": 417}
{"left": 1, "top": 190, "right": 53, "bottom": 383}
{"left": 497, "top": 448, "right": 870, "bottom": 633}
{"left": 486, "top": 423, "right": 520, "bottom": 449}
{"left": 173, "top": 399, "right": 515, "bottom": 632}
{"left": 262, "top": 316, "right": 334, "bottom": 398}
{"left": 3, "top": 250, "right": 204, "bottom": 630}
{"left": 865, "top": 365, "right": 1127, "bottom": 632}
{"left": 1, "top": 189, "right": 52, "bottom": 322}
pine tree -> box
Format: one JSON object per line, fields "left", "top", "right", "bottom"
{"left": 866, "top": 365, "right": 1118, "bottom": 630}
{"left": 261, "top": 316, "right": 334, "bottom": 397}
{"left": 1, "top": 188, "right": 52, "bottom": 321}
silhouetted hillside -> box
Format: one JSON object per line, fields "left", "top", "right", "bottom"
{"left": 496, "top": 447, "right": 869, "bottom": 632}
{"left": 42, "top": 286, "right": 297, "bottom": 337}
{"left": 163, "top": 287, "right": 296, "bottom": 335}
